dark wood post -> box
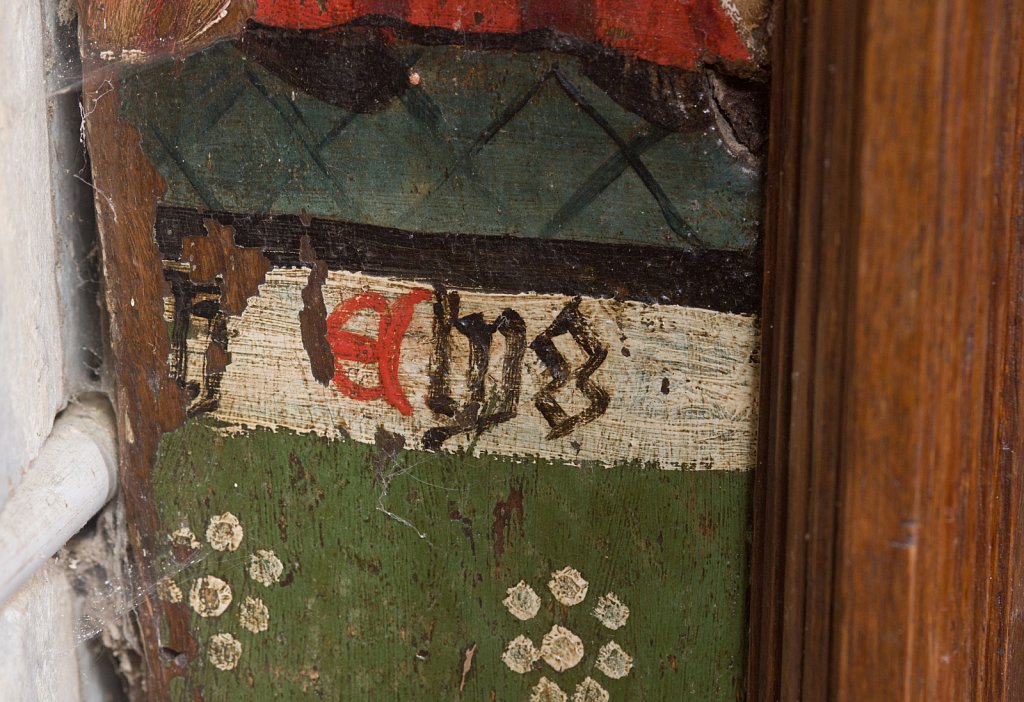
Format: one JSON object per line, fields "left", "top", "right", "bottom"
{"left": 750, "top": 1, "right": 1024, "bottom": 700}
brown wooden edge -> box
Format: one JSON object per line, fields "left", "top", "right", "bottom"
{"left": 748, "top": 0, "right": 1024, "bottom": 700}
{"left": 80, "top": 67, "right": 191, "bottom": 700}
{"left": 76, "top": 0, "right": 263, "bottom": 697}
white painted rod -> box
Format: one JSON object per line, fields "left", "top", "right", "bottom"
{"left": 0, "top": 398, "right": 117, "bottom": 605}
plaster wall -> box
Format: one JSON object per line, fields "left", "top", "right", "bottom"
{"left": 0, "top": 0, "right": 66, "bottom": 503}
{"left": 0, "top": 2, "right": 98, "bottom": 700}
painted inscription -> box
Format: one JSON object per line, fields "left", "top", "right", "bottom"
{"left": 165, "top": 267, "right": 759, "bottom": 470}
{"left": 326, "top": 288, "right": 432, "bottom": 415}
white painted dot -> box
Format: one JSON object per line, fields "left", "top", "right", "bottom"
{"left": 530, "top": 676, "right": 567, "bottom": 702}
{"left": 595, "top": 641, "right": 633, "bottom": 680}
{"left": 548, "top": 566, "right": 589, "bottom": 607}
{"left": 155, "top": 577, "right": 182, "bottom": 604}
{"left": 540, "top": 625, "right": 584, "bottom": 672}
{"left": 239, "top": 596, "right": 269, "bottom": 633}
{"left": 249, "top": 549, "right": 284, "bottom": 586}
{"left": 169, "top": 527, "right": 200, "bottom": 550}
{"left": 208, "top": 632, "right": 242, "bottom": 671}
{"left": 501, "top": 635, "right": 539, "bottom": 674}
{"left": 189, "top": 575, "right": 232, "bottom": 618}
{"left": 503, "top": 580, "right": 541, "bottom": 621}
{"left": 592, "top": 592, "right": 630, "bottom": 630}
{"left": 206, "top": 513, "right": 243, "bottom": 551}
{"left": 572, "top": 677, "right": 609, "bottom": 702}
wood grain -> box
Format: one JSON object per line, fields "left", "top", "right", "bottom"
{"left": 79, "top": 62, "right": 191, "bottom": 700}
{"left": 749, "top": 1, "right": 1024, "bottom": 700}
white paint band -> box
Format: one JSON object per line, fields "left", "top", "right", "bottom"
{"left": 172, "top": 269, "right": 759, "bottom": 470}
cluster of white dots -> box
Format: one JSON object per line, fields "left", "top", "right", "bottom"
{"left": 160, "top": 512, "right": 284, "bottom": 671}
{"left": 501, "top": 566, "right": 635, "bottom": 701}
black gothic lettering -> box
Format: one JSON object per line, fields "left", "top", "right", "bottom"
{"left": 424, "top": 289, "right": 526, "bottom": 450}
{"left": 529, "top": 297, "right": 610, "bottom": 439}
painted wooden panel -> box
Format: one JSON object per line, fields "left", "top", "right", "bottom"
{"left": 79, "top": 2, "right": 768, "bottom": 699}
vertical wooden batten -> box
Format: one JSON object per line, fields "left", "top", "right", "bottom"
{"left": 750, "top": 0, "right": 1024, "bottom": 700}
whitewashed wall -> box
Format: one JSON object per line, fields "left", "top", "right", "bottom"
{"left": 0, "top": 0, "right": 67, "bottom": 503}
{"left": 0, "top": 1, "right": 105, "bottom": 700}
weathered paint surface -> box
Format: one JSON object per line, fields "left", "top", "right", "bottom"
{"left": 166, "top": 268, "right": 759, "bottom": 469}
{"left": 152, "top": 422, "right": 753, "bottom": 699}
{"left": 250, "top": 0, "right": 758, "bottom": 70}
{"left": 83, "top": 0, "right": 770, "bottom": 71}
{"left": 80, "top": 2, "right": 767, "bottom": 698}
{"left": 122, "top": 43, "right": 764, "bottom": 251}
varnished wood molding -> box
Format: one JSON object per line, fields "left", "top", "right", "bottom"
{"left": 750, "top": 1, "right": 1024, "bottom": 700}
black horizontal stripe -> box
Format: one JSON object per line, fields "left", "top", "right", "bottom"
{"left": 155, "top": 205, "right": 761, "bottom": 314}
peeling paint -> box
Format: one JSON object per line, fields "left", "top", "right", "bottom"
{"left": 459, "top": 642, "right": 477, "bottom": 692}
{"left": 249, "top": 549, "right": 284, "bottom": 586}
{"left": 503, "top": 580, "right": 541, "bottom": 621}
{"left": 239, "top": 595, "right": 269, "bottom": 633}
{"left": 501, "top": 634, "right": 540, "bottom": 674}
{"left": 591, "top": 593, "right": 629, "bottom": 630}
{"left": 208, "top": 632, "right": 243, "bottom": 671}
{"left": 182, "top": 219, "right": 270, "bottom": 316}
{"left": 548, "top": 567, "right": 589, "bottom": 607}
{"left": 156, "top": 576, "right": 183, "bottom": 603}
{"left": 491, "top": 480, "right": 524, "bottom": 565}
{"left": 206, "top": 512, "right": 243, "bottom": 551}
{"left": 298, "top": 234, "right": 333, "bottom": 386}
{"left": 595, "top": 641, "right": 633, "bottom": 680}
{"left": 189, "top": 575, "right": 233, "bottom": 617}
{"left": 540, "top": 625, "right": 585, "bottom": 672}
{"left": 169, "top": 526, "right": 200, "bottom": 550}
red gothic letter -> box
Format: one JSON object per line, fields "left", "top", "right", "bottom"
{"left": 326, "top": 288, "right": 431, "bottom": 415}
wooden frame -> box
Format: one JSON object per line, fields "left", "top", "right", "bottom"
{"left": 749, "top": 1, "right": 1024, "bottom": 700}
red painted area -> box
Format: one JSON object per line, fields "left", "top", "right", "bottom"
{"left": 593, "top": 0, "right": 749, "bottom": 68}
{"left": 326, "top": 288, "right": 432, "bottom": 415}
{"left": 405, "top": 0, "right": 521, "bottom": 33}
{"left": 520, "top": 0, "right": 595, "bottom": 36}
{"left": 251, "top": 0, "right": 750, "bottom": 68}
